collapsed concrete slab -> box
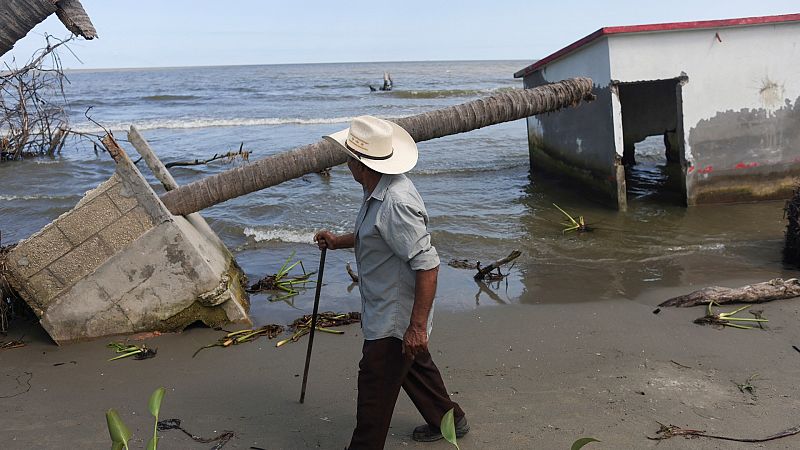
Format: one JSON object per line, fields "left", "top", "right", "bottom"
{"left": 3, "top": 134, "right": 251, "bottom": 344}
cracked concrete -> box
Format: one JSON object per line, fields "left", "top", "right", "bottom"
{"left": 5, "top": 136, "right": 251, "bottom": 344}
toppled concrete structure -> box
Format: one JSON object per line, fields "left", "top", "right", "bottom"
{"left": 515, "top": 14, "right": 800, "bottom": 208}
{"left": 3, "top": 133, "right": 250, "bottom": 344}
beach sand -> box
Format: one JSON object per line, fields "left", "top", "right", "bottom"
{"left": 3, "top": 273, "right": 800, "bottom": 450}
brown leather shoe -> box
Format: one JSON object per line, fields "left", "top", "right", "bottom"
{"left": 412, "top": 416, "right": 470, "bottom": 442}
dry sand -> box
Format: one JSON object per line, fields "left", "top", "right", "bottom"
{"left": 3, "top": 274, "right": 800, "bottom": 450}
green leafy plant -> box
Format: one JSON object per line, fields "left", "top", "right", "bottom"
{"left": 571, "top": 437, "right": 600, "bottom": 449}
{"left": 147, "top": 387, "right": 166, "bottom": 450}
{"left": 106, "top": 409, "right": 132, "bottom": 450}
{"left": 441, "top": 408, "right": 459, "bottom": 449}
{"left": 246, "top": 252, "right": 315, "bottom": 303}
{"left": 105, "top": 387, "right": 166, "bottom": 450}
{"left": 107, "top": 342, "right": 156, "bottom": 361}
{"left": 694, "top": 302, "right": 769, "bottom": 329}
{"left": 553, "top": 203, "right": 589, "bottom": 234}
{"left": 735, "top": 373, "right": 759, "bottom": 396}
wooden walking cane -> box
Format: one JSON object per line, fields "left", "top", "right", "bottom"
{"left": 300, "top": 247, "right": 326, "bottom": 403}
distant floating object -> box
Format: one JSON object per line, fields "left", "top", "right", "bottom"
{"left": 369, "top": 71, "right": 393, "bottom": 92}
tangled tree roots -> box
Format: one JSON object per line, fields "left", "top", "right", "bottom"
{"left": 1, "top": 35, "right": 74, "bottom": 161}
{"left": 783, "top": 185, "right": 800, "bottom": 266}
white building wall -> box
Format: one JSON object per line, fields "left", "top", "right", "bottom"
{"left": 524, "top": 39, "right": 615, "bottom": 172}
{"left": 608, "top": 22, "right": 800, "bottom": 165}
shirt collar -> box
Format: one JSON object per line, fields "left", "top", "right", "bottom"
{"left": 367, "top": 174, "right": 395, "bottom": 201}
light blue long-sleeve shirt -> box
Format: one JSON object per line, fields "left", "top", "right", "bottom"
{"left": 354, "top": 174, "right": 440, "bottom": 341}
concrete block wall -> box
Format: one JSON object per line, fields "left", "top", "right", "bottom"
{"left": 5, "top": 139, "right": 251, "bottom": 343}
{"left": 6, "top": 174, "right": 155, "bottom": 316}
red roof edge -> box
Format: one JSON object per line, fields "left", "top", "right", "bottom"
{"left": 513, "top": 13, "right": 800, "bottom": 78}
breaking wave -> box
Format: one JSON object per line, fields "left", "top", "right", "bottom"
{"left": 387, "top": 87, "right": 515, "bottom": 99}
{"left": 0, "top": 194, "right": 77, "bottom": 201}
{"left": 244, "top": 226, "right": 315, "bottom": 244}
{"left": 71, "top": 116, "right": 356, "bottom": 133}
{"left": 141, "top": 94, "right": 202, "bottom": 101}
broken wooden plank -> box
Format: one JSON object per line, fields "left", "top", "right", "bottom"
{"left": 128, "top": 125, "right": 179, "bottom": 191}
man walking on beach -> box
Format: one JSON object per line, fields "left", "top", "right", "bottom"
{"left": 315, "top": 116, "right": 469, "bottom": 449}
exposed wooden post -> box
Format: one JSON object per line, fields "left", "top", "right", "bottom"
{"left": 128, "top": 125, "right": 179, "bottom": 191}
{"left": 101, "top": 133, "right": 125, "bottom": 163}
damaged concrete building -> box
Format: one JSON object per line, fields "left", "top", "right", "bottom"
{"left": 3, "top": 132, "right": 251, "bottom": 343}
{"left": 515, "top": 13, "right": 800, "bottom": 209}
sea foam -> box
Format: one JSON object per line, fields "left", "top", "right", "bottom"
{"left": 244, "top": 226, "right": 315, "bottom": 244}
{"left": 71, "top": 116, "right": 355, "bottom": 134}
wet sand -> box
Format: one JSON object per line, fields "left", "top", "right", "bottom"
{"left": 3, "top": 270, "right": 800, "bottom": 450}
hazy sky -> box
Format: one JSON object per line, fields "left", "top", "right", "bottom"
{"left": 2, "top": 0, "right": 798, "bottom": 69}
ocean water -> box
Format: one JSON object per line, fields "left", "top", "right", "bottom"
{"left": 0, "top": 61, "right": 793, "bottom": 326}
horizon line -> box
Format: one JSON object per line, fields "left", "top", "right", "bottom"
{"left": 62, "top": 58, "right": 536, "bottom": 72}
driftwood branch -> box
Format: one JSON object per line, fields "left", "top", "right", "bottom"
{"left": 649, "top": 423, "right": 800, "bottom": 443}
{"left": 659, "top": 278, "right": 800, "bottom": 308}
{"left": 163, "top": 144, "right": 250, "bottom": 169}
{"left": 474, "top": 250, "right": 521, "bottom": 281}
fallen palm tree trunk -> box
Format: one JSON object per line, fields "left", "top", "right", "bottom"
{"left": 659, "top": 278, "right": 800, "bottom": 307}
{"left": 0, "top": 0, "right": 96, "bottom": 57}
{"left": 160, "top": 78, "right": 595, "bottom": 215}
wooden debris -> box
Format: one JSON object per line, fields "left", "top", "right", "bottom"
{"left": 660, "top": 278, "right": 800, "bottom": 307}
{"left": 157, "top": 418, "right": 234, "bottom": 447}
{"left": 0, "top": 339, "right": 25, "bottom": 350}
{"left": 648, "top": 422, "right": 800, "bottom": 443}
{"left": 164, "top": 143, "right": 251, "bottom": 168}
{"left": 474, "top": 250, "right": 521, "bottom": 281}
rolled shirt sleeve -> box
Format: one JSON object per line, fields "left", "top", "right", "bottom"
{"left": 377, "top": 198, "right": 440, "bottom": 271}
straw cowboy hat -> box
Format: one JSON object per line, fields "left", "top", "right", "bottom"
{"left": 324, "top": 115, "right": 418, "bottom": 174}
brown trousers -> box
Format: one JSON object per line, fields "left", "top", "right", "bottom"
{"left": 347, "top": 337, "right": 465, "bottom": 450}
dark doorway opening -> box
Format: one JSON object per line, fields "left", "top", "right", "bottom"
{"left": 618, "top": 78, "right": 686, "bottom": 205}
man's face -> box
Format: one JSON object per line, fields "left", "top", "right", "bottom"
{"left": 347, "top": 157, "right": 364, "bottom": 184}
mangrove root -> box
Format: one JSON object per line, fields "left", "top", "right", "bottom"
{"left": 474, "top": 250, "right": 521, "bottom": 281}
{"left": 648, "top": 422, "right": 800, "bottom": 443}
{"left": 660, "top": 278, "right": 800, "bottom": 308}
